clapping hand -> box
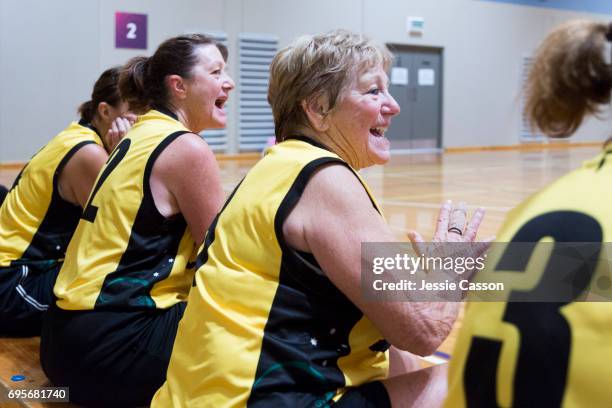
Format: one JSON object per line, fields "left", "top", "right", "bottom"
{"left": 406, "top": 201, "right": 494, "bottom": 297}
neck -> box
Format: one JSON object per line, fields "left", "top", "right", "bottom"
{"left": 298, "top": 127, "right": 361, "bottom": 169}
{"left": 90, "top": 116, "right": 111, "bottom": 152}
{"left": 168, "top": 102, "right": 199, "bottom": 133}
{"left": 89, "top": 116, "right": 107, "bottom": 140}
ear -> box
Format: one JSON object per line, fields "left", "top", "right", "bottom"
{"left": 97, "top": 102, "right": 111, "bottom": 121}
{"left": 166, "top": 74, "right": 187, "bottom": 100}
{"left": 301, "top": 94, "right": 330, "bottom": 132}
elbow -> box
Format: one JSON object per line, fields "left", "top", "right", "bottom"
{"left": 393, "top": 335, "right": 444, "bottom": 357}
{"left": 387, "top": 324, "right": 450, "bottom": 357}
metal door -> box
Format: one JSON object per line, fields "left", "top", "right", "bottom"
{"left": 386, "top": 46, "right": 442, "bottom": 151}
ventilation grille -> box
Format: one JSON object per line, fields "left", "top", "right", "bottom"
{"left": 238, "top": 33, "right": 278, "bottom": 151}
{"left": 520, "top": 56, "right": 544, "bottom": 142}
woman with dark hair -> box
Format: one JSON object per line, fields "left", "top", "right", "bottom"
{"left": 40, "top": 33, "right": 234, "bottom": 407}
{"left": 446, "top": 20, "right": 612, "bottom": 407}
{"left": 0, "top": 67, "right": 133, "bottom": 336}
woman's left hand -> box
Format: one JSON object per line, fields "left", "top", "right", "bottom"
{"left": 106, "top": 113, "right": 137, "bottom": 151}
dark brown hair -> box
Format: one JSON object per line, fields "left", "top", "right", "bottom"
{"left": 119, "top": 34, "right": 228, "bottom": 113}
{"left": 524, "top": 20, "right": 612, "bottom": 137}
{"left": 78, "top": 67, "right": 122, "bottom": 123}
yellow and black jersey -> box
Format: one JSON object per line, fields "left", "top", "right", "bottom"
{"left": 446, "top": 149, "right": 612, "bottom": 407}
{"left": 54, "top": 108, "right": 196, "bottom": 311}
{"left": 0, "top": 120, "right": 103, "bottom": 267}
{"left": 153, "top": 137, "right": 390, "bottom": 408}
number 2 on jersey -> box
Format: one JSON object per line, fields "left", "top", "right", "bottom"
{"left": 82, "top": 139, "right": 131, "bottom": 222}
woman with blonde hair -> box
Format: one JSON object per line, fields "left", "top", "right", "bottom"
{"left": 154, "top": 30, "right": 486, "bottom": 407}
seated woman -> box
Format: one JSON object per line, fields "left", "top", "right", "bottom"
{"left": 0, "top": 67, "right": 133, "bottom": 335}
{"left": 446, "top": 20, "right": 612, "bottom": 407}
{"left": 153, "top": 30, "right": 487, "bottom": 407}
{"left": 40, "top": 34, "right": 235, "bottom": 407}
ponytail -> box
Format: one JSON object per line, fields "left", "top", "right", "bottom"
{"left": 78, "top": 100, "right": 95, "bottom": 123}
{"left": 119, "top": 56, "right": 151, "bottom": 114}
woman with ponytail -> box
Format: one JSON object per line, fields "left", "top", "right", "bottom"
{"left": 446, "top": 20, "right": 612, "bottom": 407}
{"left": 0, "top": 67, "right": 133, "bottom": 336}
{"left": 40, "top": 34, "right": 234, "bottom": 407}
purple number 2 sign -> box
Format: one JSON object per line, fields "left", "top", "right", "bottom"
{"left": 115, "top": 12, "right": 147, "bottom": 49}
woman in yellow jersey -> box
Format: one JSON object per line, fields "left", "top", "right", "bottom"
{"left": 154, "top": 30, "right": 487, "bottom": 408}
{"left": 0, "top": 67, "right": 133, "bottom": 336}
{"left": 446, "top": 20, "right": 612, "bottom": 407}
{"left": 40, "top": 34, "right": 235, "bottom": 407}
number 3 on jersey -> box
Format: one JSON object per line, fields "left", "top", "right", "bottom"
{"left": 463, "top": 211, "right": 603, "bottom": 407}
{"left": 82, "top": 139, "right": 131, "bottom": 222}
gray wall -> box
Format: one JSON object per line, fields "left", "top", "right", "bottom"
{"left": 1, "top": 0, "right": 611, "bottom": 161}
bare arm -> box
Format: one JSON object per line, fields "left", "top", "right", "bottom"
{"left": 58, "top": 143, "right": 108, "bottom": 207}
{"left": 150, "top": 133, "right": 223, "bottom": 247}
{"left": 283, "top": 163, "right": 461, "bottom": 356}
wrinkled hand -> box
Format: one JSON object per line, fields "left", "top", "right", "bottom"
{"left": 408, "top": 200, "right": 492, "bottom": 248}
{"left": 105, "top": 113, "right": 137, "bottom": 152}
{"left": 406, "top": 201, "right": 494, "bottom": 297}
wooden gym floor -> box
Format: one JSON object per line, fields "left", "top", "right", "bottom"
{"left": 213, "top": 145, "right": 599, "bottom": 240}
{"left": 0, "top": 145, "right": 603, "bottom": 360}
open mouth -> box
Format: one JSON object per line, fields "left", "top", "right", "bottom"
{"left": 370, "top": 127, "right": 387, "bottom": 137}
{"left": 215, "top": 97, "right": 227, "bottom": 109}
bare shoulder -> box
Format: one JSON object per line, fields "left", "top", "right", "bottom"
{"left": 283, "top": 162, "right": 380, "bottom": 251}
{"left": 302, "top": 162, "right": 375, "bottom": 214}
{"left": 58, "top": 143, "right": 108, "bottom": 206}
{"left": 167, "top": 132, "right": 213, "bottom": 158}
{"left": 63, "top": 143, "right": 108, "bottom": 174}
{"left": 155, "top": 133, "right": 216, "bottom": 172}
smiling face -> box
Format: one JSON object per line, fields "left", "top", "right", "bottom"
{"left": 183, "top": 44, "right": 235, "bottom": 132}
{"left": 325, "top": 64, "right": 400, "bottom": 169}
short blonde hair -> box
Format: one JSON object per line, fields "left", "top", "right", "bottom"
{"left": 268, "top": 30, "right": 392, "bottom": 142}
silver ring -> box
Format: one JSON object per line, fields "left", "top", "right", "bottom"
{"left": 448, "top": 227, "right": 463, "bottom": 235}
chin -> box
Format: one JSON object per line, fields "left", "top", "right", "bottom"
{"left": 208, "top": 121, "right": 226, "bottom": 129}
{"left": 210, "top": 113, "right": 227, "bottom": 129}
{"left": 367, "top": 143, "right": 391, "bottom": 166}
{"left": 203, "top": 115, "right": 226, "bottom": 130}
{"left": 373, "top": 152, "right": 390, "bottom": 165}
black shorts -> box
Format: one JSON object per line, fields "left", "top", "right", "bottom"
{"left": 40, "top": 302, "right": 186, "bottom": 407}
{"left": 0, "top": 260, "right": 60, "bottom": 336}
{"left": 253, "top": 381, "right": 391, "bottom": 407}
{"left": 334, "top": 381, "right": 391, "bottom": 408}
